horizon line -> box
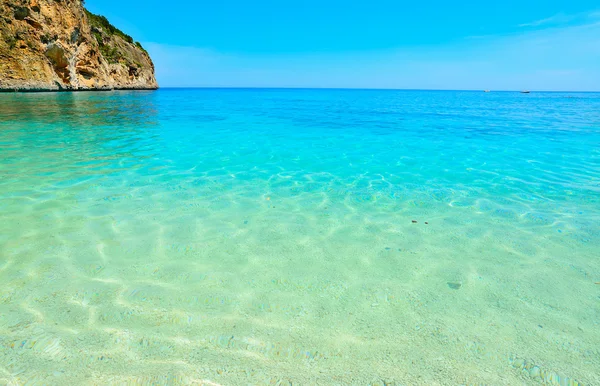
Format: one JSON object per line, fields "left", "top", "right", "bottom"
{"left": 156, "top": 87, "right": 600, "bottom": 93}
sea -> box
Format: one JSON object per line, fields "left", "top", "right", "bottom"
{"left": 0, "top": 89, "right": 598, "bottom": 385}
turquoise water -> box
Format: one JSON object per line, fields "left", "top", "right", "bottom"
{"left": 0, "top": 89, "right": 599, "bottom": 385}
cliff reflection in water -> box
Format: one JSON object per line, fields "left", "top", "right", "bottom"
{"left": 0, "top": 91, "right": 160, "bottom": 186}
{"left": 0, "top": 91, "right": 158, "bottom": 126}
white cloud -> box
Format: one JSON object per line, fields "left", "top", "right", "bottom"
{"left": 519, "top": 13, "right": 574, "bottom": 27}
{"left": 519, "top": 9, "right": 600, "bottom": 28}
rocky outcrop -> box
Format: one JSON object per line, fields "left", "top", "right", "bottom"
{"left": 0, "top": 0, "right": 157, "bottom": 91}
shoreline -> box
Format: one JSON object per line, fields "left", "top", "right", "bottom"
{"left": 0, "top": 86, "right": 159, "bottom": 93}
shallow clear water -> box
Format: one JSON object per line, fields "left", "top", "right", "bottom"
{"left": 0, "top": 89, "right": 599, "bottom": 385}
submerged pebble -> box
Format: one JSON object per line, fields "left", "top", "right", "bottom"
{"left": 447, "top": 282, "right": 462, "bottom": 290}
{"left": 529, "top": 366, "right": 541, "bottom": 379}
{"left": 509, "top": 355, "right": 583, "bottom": 385}
{"left": 512, "top": 358, "right": 525, "bottom": 368}
{"left": 370, "top": 380, "right": 396, "bottom": 386}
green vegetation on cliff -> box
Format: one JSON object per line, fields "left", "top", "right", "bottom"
{"left": 85, "top": 10, "right": 148, "bottom": 63}
{"left": 85, "top": 10, "right": 134, "bottom": 43}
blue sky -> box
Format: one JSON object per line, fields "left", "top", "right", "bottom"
{"left": 86, "top": 1, "right": 600, "bottom": 90}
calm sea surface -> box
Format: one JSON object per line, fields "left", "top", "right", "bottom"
{"left": 0, "top": 89, "right": 599, "bottom": 385}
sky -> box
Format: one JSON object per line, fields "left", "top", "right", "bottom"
{"left": 86, "top": 0, "right": 600, "bottom": 91}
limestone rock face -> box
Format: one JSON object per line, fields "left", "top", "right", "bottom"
{"left": 0, "top": 0, "right": 158, "bottom": 91}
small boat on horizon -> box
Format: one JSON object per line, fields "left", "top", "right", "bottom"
{"left": 484, "top": 90, "right": 491, "bottom": 93}
{"left": 521, "top": 90, "right": 531, "bottom": 94}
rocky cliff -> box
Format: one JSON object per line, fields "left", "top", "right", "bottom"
{"left": 0, "top": 0, "right": 157, "bottom": 91}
